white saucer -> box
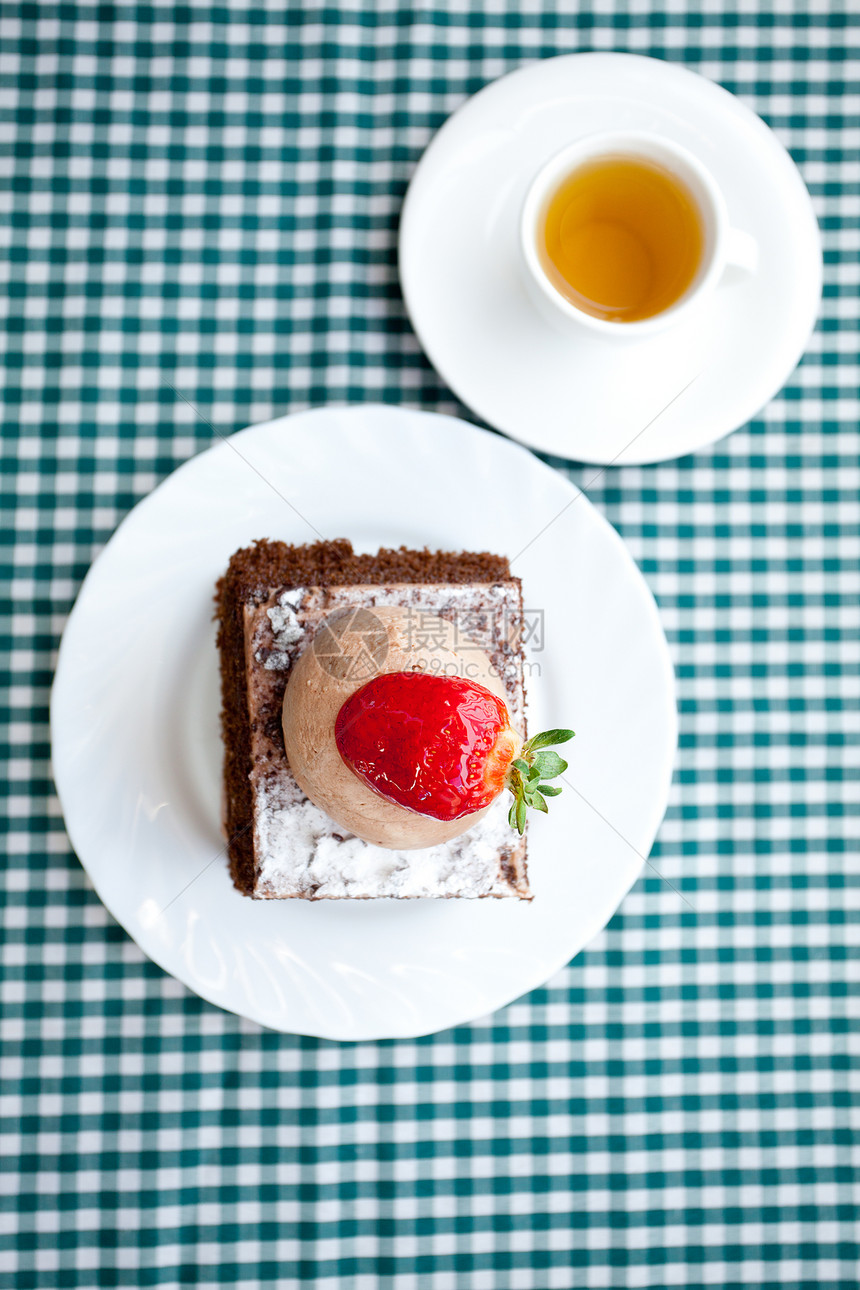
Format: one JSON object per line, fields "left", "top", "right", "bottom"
{"left": 51, "top": 406, "right": 677, "bottom": 1041}
{"left": 399, "top": 53, "right": 822, "bottom": 465}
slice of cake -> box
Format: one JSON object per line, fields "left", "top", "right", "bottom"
{"left": 215, "top": 539, "right": 531, "bottom": 900}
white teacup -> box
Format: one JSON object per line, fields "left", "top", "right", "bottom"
{"left": 520, "top": 131, "right": 758, "bottom": 340}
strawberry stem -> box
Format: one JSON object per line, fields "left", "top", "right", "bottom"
{"left": 505, "top": 728, "right": 575, "bottom": 836}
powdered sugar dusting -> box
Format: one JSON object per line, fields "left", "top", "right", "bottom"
{"left": 245, "top": 582, "right": 529, "bottom": 900}
{"left": 261, "top": 590, "right": 305, "bottom": 670}
{"left": 254, "top": 771, "right": 520, "bottom": 899}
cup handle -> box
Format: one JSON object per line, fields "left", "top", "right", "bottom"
{"left": 721, "top": 227, "right": 759, "bottom": 285}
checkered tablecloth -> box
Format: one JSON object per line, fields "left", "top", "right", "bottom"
{"left": 2, "top": 2, "right": 858, "bottom": 1287}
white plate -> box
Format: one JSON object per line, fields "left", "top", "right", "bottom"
{"left": 399, "top": 53, "right": 822, "bottom": 465}
{"left": 51, "top": 406, "right": 676, "bottom": 1040}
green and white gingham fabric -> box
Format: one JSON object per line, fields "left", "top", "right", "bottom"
{"left": 2, "top": 2, "right": 858, "bottom": 1287}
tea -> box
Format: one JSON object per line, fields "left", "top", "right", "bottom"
{"left": 540, "top": 155, "right": 704, "bottom": 323}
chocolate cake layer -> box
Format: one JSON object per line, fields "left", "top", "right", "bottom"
{"left": 215, "top": 540, "right": 529, "bottom": 900}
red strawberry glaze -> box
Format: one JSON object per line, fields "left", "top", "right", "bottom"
{"left": 335, "top": 671, "right": 519, "bottom": 822}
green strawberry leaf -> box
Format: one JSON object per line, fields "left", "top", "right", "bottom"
{"left": 503, "top": 727, "right": 575, "bottom": 835}
{"left": 523, "top": 728, "right": 575, "bottom": 753}
{"left": 532, "top": 750, "right": 568, "bottom": 779}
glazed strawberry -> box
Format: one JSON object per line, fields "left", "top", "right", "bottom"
{"left": 335, "top": 671, "right": 574, "bottom": 833}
